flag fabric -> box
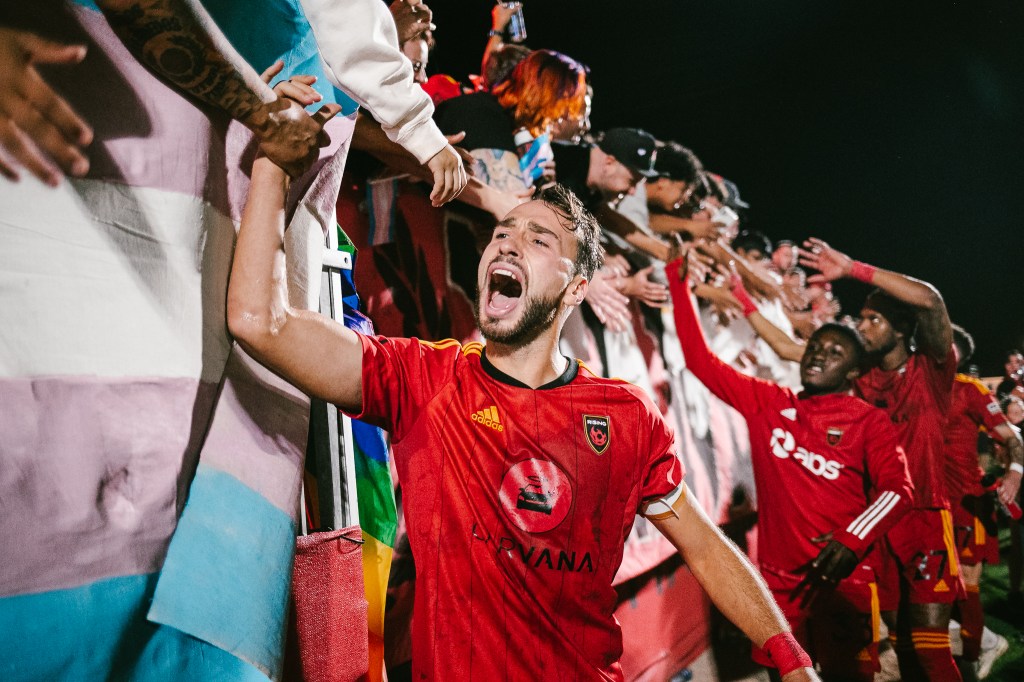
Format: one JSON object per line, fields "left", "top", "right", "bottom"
{"left": 0, "top": 1, "right": 356, "bottom": 679}
{"left": 343, "top": 277, "right": 399, "bottom": 682}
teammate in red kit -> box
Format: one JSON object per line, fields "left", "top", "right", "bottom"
{"left": 668, "top": 254, "right": 913, "bottom": 681}
{"left": 227, "top": 145, "right": 820, "bottom": 679}
{"left": 945, "top": 325, "right": 1023, "bottom": 679}
{"left": 801, "top": 238, "right": 962, "bottom": 681}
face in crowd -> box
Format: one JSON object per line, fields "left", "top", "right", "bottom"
{"left": 856, "top": 303, "right": 910, "bottom": 358}
{"left": 799, "top": 326, "right": 862, "bottom": 395}
{"left": 1006, "top": 351, "right": 1023, "bottom": 380}
{"left": 402, "top": 37, "right": 429, "bottom": 84}
{"left": 475, "top": 200, "right": 586, "bottom": 346}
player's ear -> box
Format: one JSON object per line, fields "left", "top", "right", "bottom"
{"left": 564, "top": 274, "right": 588, "bottom": 307}
{"left": 845, "top": 364, "right": 861, "bottom": 382}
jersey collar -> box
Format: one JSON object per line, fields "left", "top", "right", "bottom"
{"left": 480, "top": 349, "right": 578, "bottom": 390}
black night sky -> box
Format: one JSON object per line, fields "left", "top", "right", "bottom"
{"left": 429, "top": 0, "right": 1024, "bottom": 375}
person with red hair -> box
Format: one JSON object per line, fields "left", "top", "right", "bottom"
{"left": 434, "top": 49, "right": 588, "bottom": 192}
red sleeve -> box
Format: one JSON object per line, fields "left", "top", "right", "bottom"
{"left": 349, "top": 334, "right": 458, "bottom": 440}
{"left": 638, "top": 392, "right": 685, "bottom": 515}
{"left": 832, "top": 409, "right": 914, "bottom": 555}
{"left": 967, "top": 380, "right": 1011, "bottom": 436}
{"left": 923, "top": 347, "right": 957, "bottom": 412}
{"left": 668, "top": 259, "right": 786, "bottom": 418}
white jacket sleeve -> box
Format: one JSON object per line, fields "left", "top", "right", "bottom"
{"left": 298, "top": 0, "right": 448, "bottom": 164}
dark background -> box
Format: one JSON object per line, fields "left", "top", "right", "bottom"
{"left": 429, "top": 0, "right": 1024, "bottom": 375}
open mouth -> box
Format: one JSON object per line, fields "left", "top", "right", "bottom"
{"left": 486, "top": 265, "right": 524, "bottom": 317}
{"left": 804, "top": 360, "right": 825, "bottom": 376}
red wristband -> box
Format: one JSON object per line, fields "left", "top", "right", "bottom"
{"left": 849, "top": 260, "right": 877, "bottom": 284}
{"left": 761, "top": 632, "right": 813, "bottom": 676}
{"left": 730, "top": 276, "right": 758, "bottom": 317}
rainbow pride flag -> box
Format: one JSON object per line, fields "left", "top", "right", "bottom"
{"left": 343, "top": 274, "right": 398, "bottom": 682}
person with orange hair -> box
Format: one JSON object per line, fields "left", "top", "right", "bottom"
{"left": 433, "top": 49, "right": 588, "bottom": 193}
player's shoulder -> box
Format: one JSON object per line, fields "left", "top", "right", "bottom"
{"left": 954, "top": 373, "right": 991, "bottom": 396}
{"left": 576, "top": 360, "right": 656, "bottom": 402}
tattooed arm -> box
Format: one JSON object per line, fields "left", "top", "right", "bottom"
{"left": 94, "top": 0, "right": 325, "bottom": 177}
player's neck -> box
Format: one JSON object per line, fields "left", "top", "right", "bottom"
{"left": 878, "top": 344, "right": 910, "bottom": 372}
{"left": 485, "top": 332, "right": 568, "bottom": 389}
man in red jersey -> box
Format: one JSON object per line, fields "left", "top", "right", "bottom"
{"left": 945, "top": 325, "right": 1023, "bottom": 680}
{"left": 801, "top": 238, "right": 962, "bottom": 681}
{"left": 668, "top": 254, "right": 913, "bottom": 681}
{"left": 227, "top": 144, "right": 819, "bottom": 679}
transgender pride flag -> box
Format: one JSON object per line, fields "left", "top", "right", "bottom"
{"left": 0, "top": 1, "right": 357, "bottom": 680}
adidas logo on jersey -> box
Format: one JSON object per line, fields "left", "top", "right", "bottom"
{"left": 769, "top": 427, "right": 844, "bottom": 480}
{"left": 472, "top": 405, "right": 504, "bottom": 432}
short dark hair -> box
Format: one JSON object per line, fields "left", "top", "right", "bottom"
{"left": 811, "top": 322, "right": 868, "bottom": 368}
{"left": 1004, "top": 349, "right": 1023, "bottom": 363}
{"left": 863, "top": 289, "right": 917, "bottom": 342}
{"left": 951, "top": 324, "right": 975, "bottom": 365}
{"left": 483, "top": 44, "right": 531, "bottom": 90}
{"left": 538, "top": 184, "right": 603, "bottom": 280}
{"left": 654, "top": 141, "right": 703, "bottom": 186}
{"left": 732, "top": 230, "right": 773, "bottom": 257}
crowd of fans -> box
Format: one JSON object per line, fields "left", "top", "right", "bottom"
{"left": 3, "top": 1, "right": 1023, "bottom": 681}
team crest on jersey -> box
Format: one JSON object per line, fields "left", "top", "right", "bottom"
{"left": 583, "top": 415, "right": 611, "bottom": 455}
{"left": 827, "top": 427, "right": 843, "bottom": 446}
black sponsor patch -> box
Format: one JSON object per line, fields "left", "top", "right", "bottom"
{"left": 826, "top": 427, "right": 843, "bottom": 446}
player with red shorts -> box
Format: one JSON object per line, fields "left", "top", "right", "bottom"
{"left": 800, "top": 239, "right": 1007, "bottom": 681}
{"left": 945, "top": 325, "right": 1023, "bottom": 676}
{"left": 227, "top": 140, "right": 821, "bottom": 682}
{"left": 669, "top": 255, "right": 913, "bottom": 680}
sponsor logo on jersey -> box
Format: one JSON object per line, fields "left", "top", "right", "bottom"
{"left": 471, "top": 405, "right": 504, "bottom": 432}
{"left": 583, "top": 415, "right": 611, "bottom": 455}
{"left": 780, "top": 408, "right": 797, "bottom": 421}
{"left": 987, "top": 401, "right": 1001, "bottom": 415}
{"left": 470, "top": 523, "right": 595, "bottom": 573}
{"left": 499, "top": 459, "right": 572, "bottom": 533}
{"left": 827, "top": 427, "right": 843, "bottom": 446}
{"left": 769, "top": 427, "right": 844, "bottom": 480}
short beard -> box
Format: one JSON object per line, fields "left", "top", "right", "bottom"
{"left": 475, "top": 287, "right": 563, "bottom": 347}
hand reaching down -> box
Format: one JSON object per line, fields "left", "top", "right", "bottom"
{"left": 0, "top": 27, "right": 93, "bottom": 186}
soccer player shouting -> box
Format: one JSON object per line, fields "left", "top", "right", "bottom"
{"left": 228, "top": 146, "right": 819, "bottom": 680}
{"left": 668, "top": 254, "right": 913, "bottom": 681}
{"left": 801, "top": 239, "right": 963, "bottom": 681}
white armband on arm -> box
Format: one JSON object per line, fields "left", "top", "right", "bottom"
{"left": 641, "top": 484, "right": 686, "bottom": 520}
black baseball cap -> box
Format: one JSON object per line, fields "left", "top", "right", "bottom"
{"left": 718, "top": 176, "right": 749, "bottom": 210}
{"left": 597, "top": 128, "right": 659, "bottom": 179}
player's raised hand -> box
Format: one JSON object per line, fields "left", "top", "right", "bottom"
{"left": 0, "top": 27, "right": 93, "bottom": 186}
{"left": 799, "top": 238, "right": 853, "bottom": 284}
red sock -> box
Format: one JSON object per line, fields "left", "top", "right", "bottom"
{"left": 959, "top": 585, "right": 984, "bottom": 662}
{"left": 910, "top": 627, "right": 961, "bottom": 682}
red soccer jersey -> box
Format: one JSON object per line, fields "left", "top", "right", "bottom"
{"left": 353, "top": 334, "right": 684, "bottom": 681}
{"left": 944, "top": 374, "right": 1009, "bottom": 499}
{"left": 855, "top": 348, "right": 956, "bottom": 509}
{"left": 669, "top": 275, "right": 913, "bottom": 586}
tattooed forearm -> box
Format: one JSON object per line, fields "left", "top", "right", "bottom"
{"left": 98, "top": 0, "right": 272, "bottom": 126}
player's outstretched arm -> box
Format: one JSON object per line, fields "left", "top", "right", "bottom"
{"left": 651, "top": 488, "right": 820, "bottom": 682}
{"left": 799, "top": 237, "right": 952, "bottom": 361}
{"left": 992, "top": 422, "right": 1024, "bottom": 504}
{"left": 730, "top": 271, "right": 805, "bottom": 363}
{"left": 227, "top": 152, "right": 364, "bottom": 414}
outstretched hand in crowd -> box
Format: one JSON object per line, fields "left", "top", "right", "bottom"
{"left": 0, "top": 27, "right": 93, "bottom": 186}
{"left": 256, "top": 61, "right": 337, "bottom": 178}
{"left": 799, "top": 237, "right": 854, "bottom": 283}
{"left": 257, "top": 61, "right": 339, "bottom": 178}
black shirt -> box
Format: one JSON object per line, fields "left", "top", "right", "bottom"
{"left": 433, "top": 92, "right": 516, "bottom": 152}
{"left": 550, "top": 141, "right": 601, "bottom": 209}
